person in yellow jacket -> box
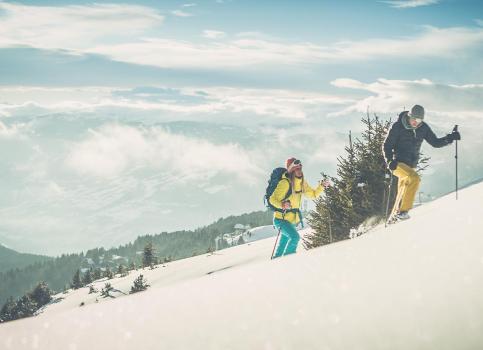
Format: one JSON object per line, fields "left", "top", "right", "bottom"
{"left": 269, "top": 158, "right": 328, "bottom": 258}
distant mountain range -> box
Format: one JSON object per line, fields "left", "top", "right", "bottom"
{"left": 0, "top": 244, "right": 52, "bottom": 273}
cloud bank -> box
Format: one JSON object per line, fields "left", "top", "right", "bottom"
{"left": 66, "top": 124, "right": 262, "bottom": 183}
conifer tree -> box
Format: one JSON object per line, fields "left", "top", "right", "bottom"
{"left": 305, "top": 114, "right": 393, "bottom": 248}
{"left": 13, "top": 295, "right": 37, "bottom": 319}
{"left": 93, "top": 268, "right": 102, "bottom": 280}
{"left": 82, "top": 269, "right": 93, "bottom": 285}
{"left": 71, "top": 269, "right": 83, "bottom": 289}
{"left": 0, "top": 297, "right": 16, "bottom": 322}
{"left": 142, "top": 243, "right": 155, "bottom": 268}
{"left": 101, "top": 283, "right": 114, "bottom": 298}
{"left": 117, "top": 264, "right": 126, "bottom": 277}
{"left": 130, "top": 275, "right": 149, "bottom": 294}
{"left": 104, "top": 267, "right": 114, "bottom": 280}
{"left": 237, "top": 235, "right": 246, "bottom": 245}
{"left": 29, "top": 281, "right": 52, "bottom": 307}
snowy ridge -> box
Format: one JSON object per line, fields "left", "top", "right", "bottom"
{"left": 1, "top": 183, "right": 483, "bottom": 349}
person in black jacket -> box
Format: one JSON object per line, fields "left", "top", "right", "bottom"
{"left": 383, "top": 104, "right": 461, "bottom": 221}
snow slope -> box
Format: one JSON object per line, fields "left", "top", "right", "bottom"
{"left": 1, "top": 183, "right": 483, "bottom": 350}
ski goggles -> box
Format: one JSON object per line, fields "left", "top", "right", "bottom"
{"left": 409, "top": 117, "right": 423, "bottom": 124}
{"left": 288, "top": 159, "right": 302, "bottom": 172}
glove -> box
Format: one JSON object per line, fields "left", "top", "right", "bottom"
{"left": 319, "top": 180, "right": 331, "bottom": 188}
{"left": 388, "top": 160, "right": 398, "bottom": 171}
{"left": 445, "top": 130, "right": 461, "bottom": 144}
{"left": 452, "top": 130, "right": 461, "bottom": 141}
{"left": 281, "top": 200, "right": 292, "bottom": 210}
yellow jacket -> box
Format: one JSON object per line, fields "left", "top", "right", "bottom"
{"left": 269, "top": 174, "right": 324, "bottom": 224}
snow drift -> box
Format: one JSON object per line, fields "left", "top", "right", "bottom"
{"left": 1, "top": 182, "right": 483, "bottom": 350}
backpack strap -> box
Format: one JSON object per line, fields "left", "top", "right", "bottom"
{"left": 281, "top": 177, "right": 292, "bottom": 202}
{"left": 273, "top": 178, "right": 304, "bottom": 228}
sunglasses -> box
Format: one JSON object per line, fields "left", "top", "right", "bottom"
{"left": 410, "top": 117, "right": 423, "bottom": 124}
{"left": 293, "top": 159, "right": 302, "bottom": 166}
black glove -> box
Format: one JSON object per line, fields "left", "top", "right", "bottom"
{"left": 452, "top": 130, "right": 461, "bottom": 141}
{"left": 445, "top": 130, "right": 461, "bottom": 144}
{"left": 388, "top": 160, "right": 398, "bottom": 171}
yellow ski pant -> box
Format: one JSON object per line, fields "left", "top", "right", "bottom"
{"left": 393, "top": 162, "right": 421, "bottom": 212}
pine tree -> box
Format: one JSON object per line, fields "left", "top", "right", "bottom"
{"left": 130, "top": 275, "right": 149, "bottom": 294}
{"left": 71, "top": 269, "right": 83, "bottom": 289}
{"left": 93, "top": 268, "right": 102, "bottom": 280}
{"left": 305, "top": 114, "right": 393, "bottom": 249}
{"left": 117, "top": 264, "right": 126, "bottom": 277}
{"left": 104, "top": 267, "right": 114, "bottom": 280}
{"left": 13, "top": 295, "right": 37, "bottom": 319}
{"left": 237, "top": 235, "right": 246, "bottom": 245}
{"left": 0, "top": 297, "right": 16, "bottom": 322}
{"left": 142, "top": 243, "right": 155, "bottom": 268}
{"left": 82, "top": 269, "right": 93, "bottom": 285}
{"left": 100, "top": 283, "right": 114, "bottom": 298}
{"left": 129, "top": 261, "right": 136, "bottom": 271}
{"left": 29, "top": 281, "right": 52, "bottom": 308}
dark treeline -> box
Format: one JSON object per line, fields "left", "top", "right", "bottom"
{"left": 0, "top": 210, "right": 272, "bottom": 307}
{"left": 0, "top": 244, "right": 52, "bottom": 273}
{"left": 0, "top": 281, "right": 52, "bottom": 323}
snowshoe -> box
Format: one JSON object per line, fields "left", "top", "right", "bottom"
{"left": 386, "top": 211, "right": 410, "bottom": 225}
{"left": 397, "top": 211, "right": 410, "bottom": 220}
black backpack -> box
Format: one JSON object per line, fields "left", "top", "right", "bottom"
{"left": 264, "top": 168, "right": 292, "bottom": 212}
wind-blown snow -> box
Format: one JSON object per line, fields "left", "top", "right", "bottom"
{"left": 1, "top": 183, "right": 483, "bottom": 349}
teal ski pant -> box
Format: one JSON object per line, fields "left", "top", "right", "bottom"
{"left": 273, "top": 218, "right": 300, "bottom": 258}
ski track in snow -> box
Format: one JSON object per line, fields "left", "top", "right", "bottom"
{"left": 1, "top": 184, "right": 483, "bottom": 349}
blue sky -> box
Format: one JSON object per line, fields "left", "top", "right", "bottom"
{"left": 0, "top": 0, "right": 482, "bottom": 255}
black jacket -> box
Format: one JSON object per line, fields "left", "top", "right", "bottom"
{"left": 383, "top": 111, "right": 449, "bottom": 168}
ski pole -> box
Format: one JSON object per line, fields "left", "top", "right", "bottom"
{"left": 319, "top": 173, "right": 333, "bottom": 241}
{"left": 384, "top": 172, "right": 393, "bottom": 228}
{"left": 270, "top": 210, "right": 286, "bottom": 260}
{"left": 327, "top": 209, "right": 333, "bottom": 243}
{"left": 454, "top": 125, "right": 458, "bottom": 200}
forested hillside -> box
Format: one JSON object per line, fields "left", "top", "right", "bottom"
{"left": 0, "top": 210, "right": 272, "bottom": 306}
{"left": 0, "top": 244, "right": 52, "bottom": 273}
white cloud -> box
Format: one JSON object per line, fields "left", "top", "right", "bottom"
{"left": 0, "top": 85, "right": 353, "bottom": 121}
{"left": 0, "top": 120, "right": 19, "bottom": 137}
{"left": 0, "top": 3, "right": 164, "bottom": 50}
{"left": 202, "top": 87, "right": 353, "bottom": 119}
{"left": 330, "top": 78, "right": 483, "bottom": 126}
{"left": 329, "top": 26, "right": 483, "bottom": 61}
{"left": 0, "top": 3, "right": 481, "bottom": 69}
{"left": 89, "top": 27, "right": 483, "bottom": 69}
{"left": 202, "top": 30, "right": 226, "bottom": 39}
{"left": 183, "top": 3, "right": 197, "bottom": 7}
{"left": 171, "top": 10, "right": 193, "bottom": 17}
{"left": 88, "top": 38, "right": 319, "bottom": 68}
{"left": 66, "top": 124, "right": 262, "bottom": 183}
{"left": 382, "top": 0, "right": 440, "bottom": 8}
{"left": 203, "top": 185, "right": 229, "bottom": 194}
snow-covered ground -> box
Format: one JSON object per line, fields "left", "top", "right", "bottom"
{"left": 1, "top": 183, "right": 483, "bottom": 349}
